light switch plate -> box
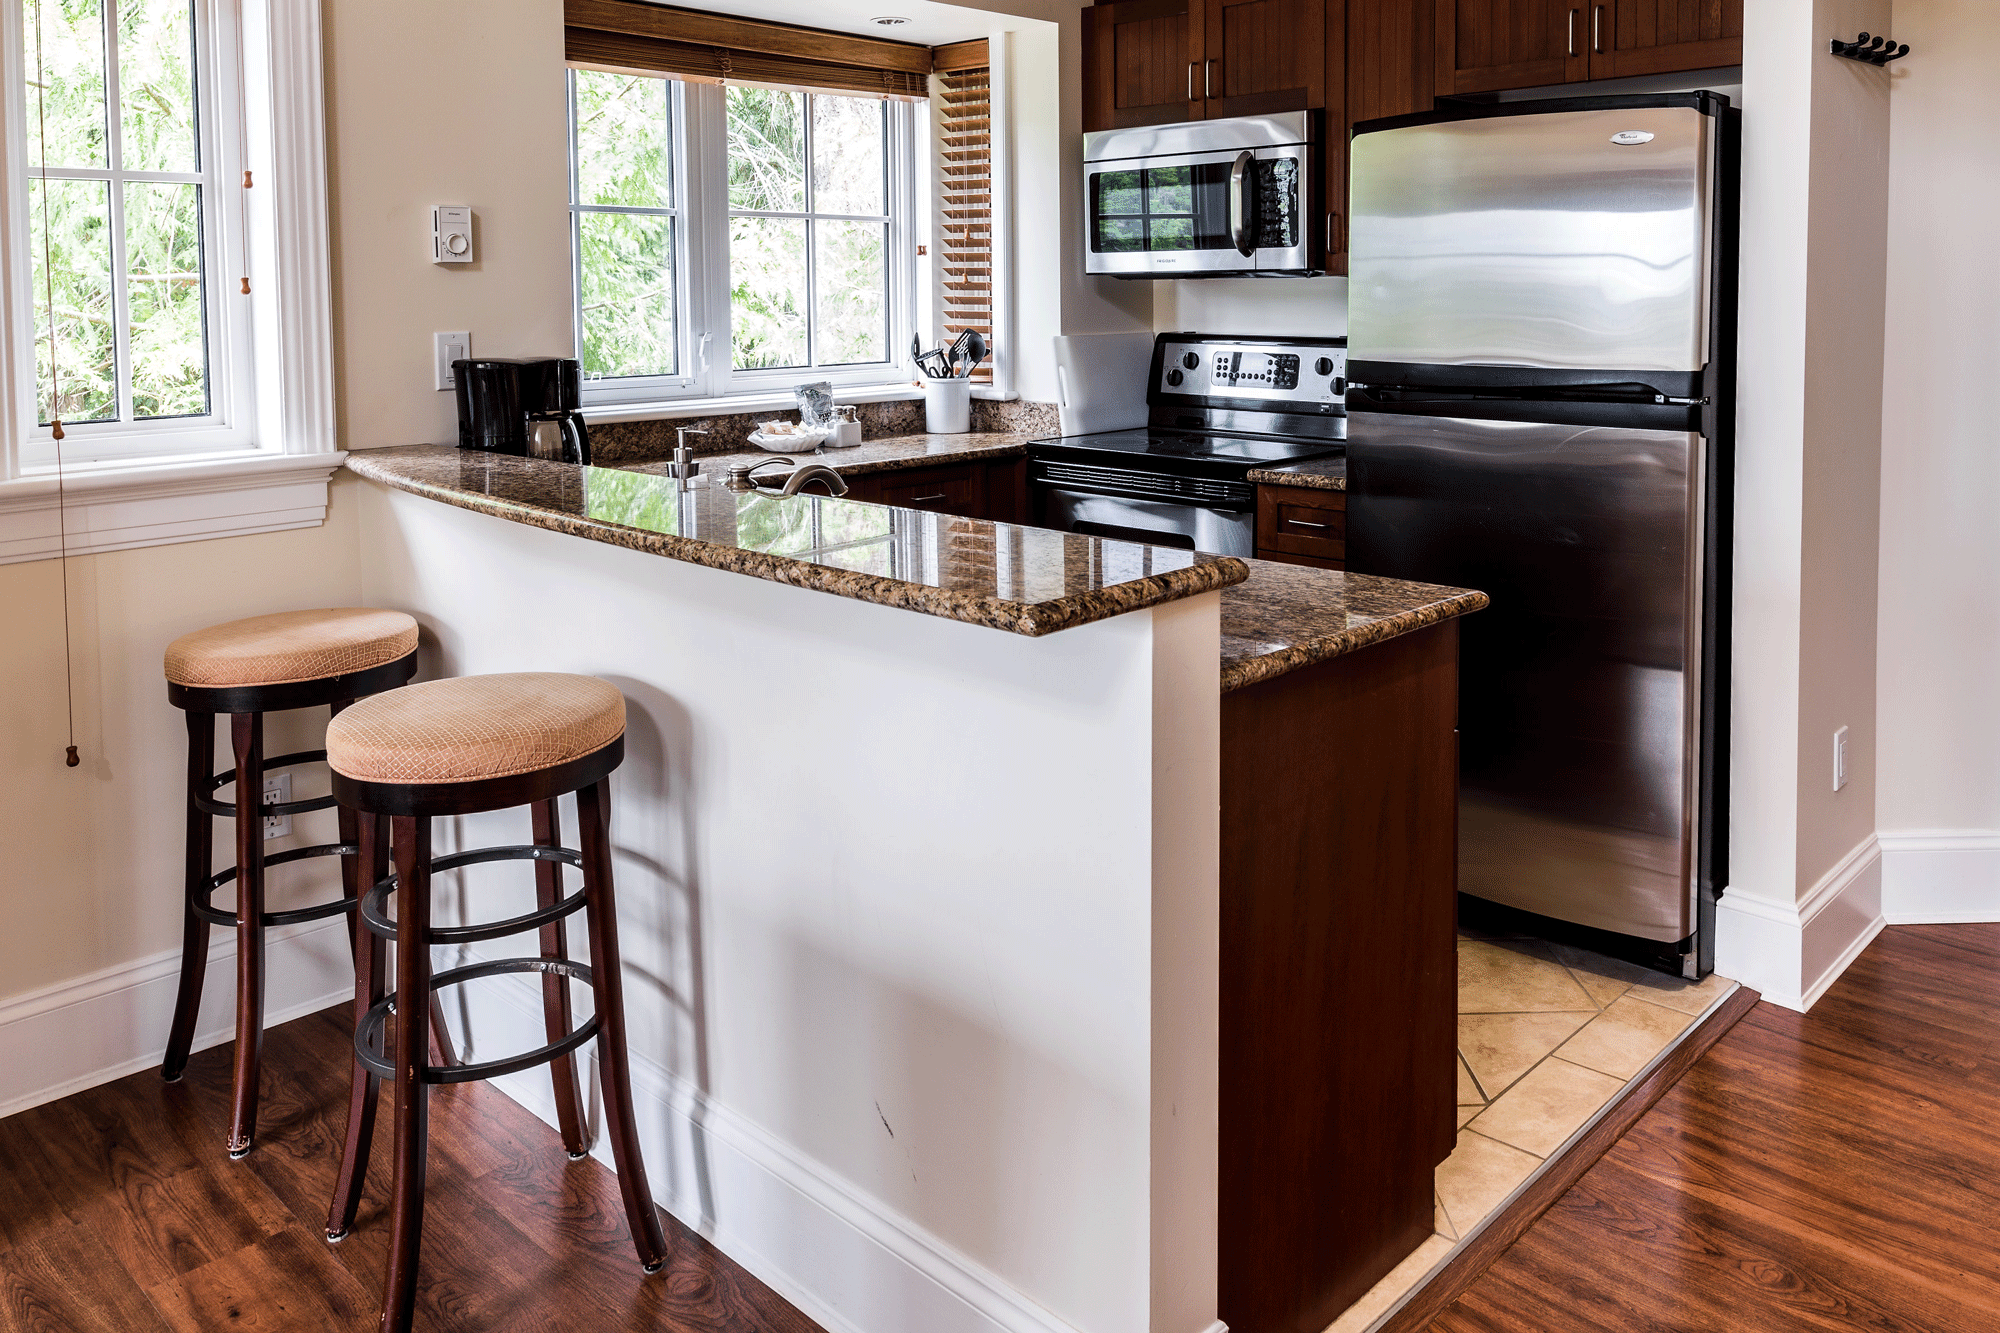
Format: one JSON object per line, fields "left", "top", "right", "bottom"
{"left": 436, "top": 331, "right": 469, "bottom": 391}
{"left": 432, "top": 204, "right": 473, "bottom": 264}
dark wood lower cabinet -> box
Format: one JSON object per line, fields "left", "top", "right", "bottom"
{"left": 1220, "top": 621, "right": 1460, "bottom": 1333}
{"left": 841, "top": 458, "right": 1027, "bottom": 522}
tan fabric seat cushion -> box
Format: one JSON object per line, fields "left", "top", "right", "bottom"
{"left": 326, "top": 673, "right": 626, "bottom": 785}
{"left": 164, "top": 608, "right": 419, "bottom": 688}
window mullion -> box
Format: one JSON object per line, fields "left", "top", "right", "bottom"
{"left": 103, "top": 0, "right": 135, "bottom": 423}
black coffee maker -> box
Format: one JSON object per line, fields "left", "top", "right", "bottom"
{"left": 454, "top": 357, "right": 591, "bottom": 465}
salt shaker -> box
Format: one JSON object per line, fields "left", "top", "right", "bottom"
{"left": 834, "top": 405, "right": 863, "bottom": 448}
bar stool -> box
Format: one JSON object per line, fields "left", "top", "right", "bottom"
{"left": 322, "top": 673, "right": 668, "bottom": 1331}
{"left": 162, "top": 607, "right": 422, "bottom": 1159}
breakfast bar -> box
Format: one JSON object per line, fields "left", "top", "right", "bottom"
{"left": 346, "top": 444, "right": 1485, "bottom": 1333}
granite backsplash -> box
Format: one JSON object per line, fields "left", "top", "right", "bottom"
{"left": 588, "top": 398, "right": 1060, "bottom": 465}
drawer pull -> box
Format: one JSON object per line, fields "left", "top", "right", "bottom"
{"left": 909, "top": 493, "right": 948, "bottom": 502}
{"left": 1287, "top": 519, "right": 1330, "bottom": 529}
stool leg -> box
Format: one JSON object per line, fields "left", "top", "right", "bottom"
{"left": 162, "top": 710, "right": 215, "bottom": 1082}
{"left": 227, "top": 711, "right": 267, "bottom": 1159}
{"left": 576, "top": 778, "right": 669, "bottom": 1272}
{"left": 382, "top": 814, "right": 433, "bottom": 1333}
{"left": 327, "top": 810, "right": 388, "bottom": 1242}
{"left": 533, "top": 797, "right": 590, "bottom": 1158}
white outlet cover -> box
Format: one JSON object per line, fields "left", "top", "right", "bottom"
{"left": 263, "top": 771, "right": 292, "bottom": 840}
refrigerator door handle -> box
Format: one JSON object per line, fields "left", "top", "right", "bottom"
{"left": 1229, "top": 149, "right": 1255, "bottom": 257}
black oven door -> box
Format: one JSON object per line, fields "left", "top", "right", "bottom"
{"left": 1037, "top": 485, "right": 1256, "bottom": 557}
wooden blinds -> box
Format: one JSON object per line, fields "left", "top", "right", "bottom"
{"left": 564, "top": 0, "right": 931, "bottom": 98}
{"left": 934, "top": 42, "right": 992, "bottom": 384}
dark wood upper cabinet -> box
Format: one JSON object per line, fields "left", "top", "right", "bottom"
{"left": 1589, "top": 0, "right": 1743, "bottom": 79}
{"left": 1329, "top": 0, "right": 1434, "bottom": 273}
{"left": 1083, "top": 0, "right": 1198, "bottom": 132}
{"left": 1197, "top": 0, "right": 1326, "bottom": 119}
{"left": 1434, "top": 0, "right": 1738, "bottom": 96}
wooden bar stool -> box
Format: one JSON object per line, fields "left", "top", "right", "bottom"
{"left": 322, "top": 673, "right": 668, "bottom": 1332}
{"left": 162, "top": 607, "right": 422, "bottom": 1159}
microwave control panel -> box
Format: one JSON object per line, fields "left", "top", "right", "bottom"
{"left": 1153, "top": 338, "right": 1347, "bottom": 412}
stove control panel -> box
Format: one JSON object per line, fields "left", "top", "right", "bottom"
{"left": 1153, "top": 336, "right": 1346, "bottom": 412}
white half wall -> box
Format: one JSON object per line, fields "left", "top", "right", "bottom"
{"left": 357, "top": 482, "right": 1222, "bottom": 1333}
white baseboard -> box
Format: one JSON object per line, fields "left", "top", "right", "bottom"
{"left": 1715, "top": 834, "right": 1884, "bottom": 1012}
{"left": 0, "top": 917, "right": 354, "bottom": 1119}
{"left": 1880, "top": 830, "right": 2000, "bottom": 924}
{"left": 460, "top": 966, "right": 1114, "bottom": 1333}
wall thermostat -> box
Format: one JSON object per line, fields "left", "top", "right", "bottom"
{"left": 432, "top": 205, "right": 473, "bottom": 264}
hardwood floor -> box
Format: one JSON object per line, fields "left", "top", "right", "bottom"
{"left": 1423, "top": 924, "right": 2000, "bottom": 1332}
{"left": 0, "top": 1005, "right": 825, "bottom": 1333}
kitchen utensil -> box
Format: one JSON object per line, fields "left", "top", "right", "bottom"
{"left": 956, "top": 331, "right": 988, "bottom": 377}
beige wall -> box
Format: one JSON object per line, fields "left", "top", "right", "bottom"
{"left": 1878, "top": 0, "right": 2000, "bottom": 837}
{"left": 323, "top": 0, "right": 574, "bottom": 449}
{"left": 0, "top": 480, "right": 365, "bottom": 1001}
{"left": 1, "top": 0, "right": 577, "bottom": 1009}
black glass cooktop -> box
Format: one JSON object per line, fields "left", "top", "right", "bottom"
{"left": 1033, "top": 429, "right": 1342, "bottom": 465}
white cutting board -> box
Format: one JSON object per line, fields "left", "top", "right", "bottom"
{"left": 1053, "top": 332, "right": 1155, "bottom": 436}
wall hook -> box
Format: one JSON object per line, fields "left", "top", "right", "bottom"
{"left": 1830, "top": 32, "right": 1909, "bottom": 66}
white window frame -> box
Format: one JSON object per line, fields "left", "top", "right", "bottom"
{"left": 0, "top": 0, "right": 340, "bottom": 565}
{"left": 569, "top": 71, "right": 921, "bottom": 410}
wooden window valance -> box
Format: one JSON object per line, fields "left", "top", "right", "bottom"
{"left": 565, "top": 0, "right": 932, "bottom": 98}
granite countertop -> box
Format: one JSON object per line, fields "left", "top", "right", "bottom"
{"left": 1219, "top": 559, "right": 1487, "bottom": 693}
{"left": 1246, "top": 455, "right": 1347, "bottom": 491}
{"left": 347, "top": 445, "right": 1245, "bottom": 638}
{"left": 622, "top": 432, "right": 1035, "bottom": 482}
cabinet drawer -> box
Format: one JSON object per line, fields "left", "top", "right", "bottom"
{"left": 876, "top": 465, "right": 984, "bottom": 516}
{"left": 1256, "top": 486, "right": 1346, "bottom": 560}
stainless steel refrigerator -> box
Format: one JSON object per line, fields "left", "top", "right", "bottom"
{"left": 1344, "top": 94, "right": 1737, "bottom": 977}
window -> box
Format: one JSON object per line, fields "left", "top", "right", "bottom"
{"left": 16, "top": 0, "right": 254, "bottom": 466}
{"left": 568, "top": 70, "right": 916, "bottom": 405}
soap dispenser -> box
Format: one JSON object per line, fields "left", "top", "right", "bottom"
{"left": 667, "top": 427, "right": 706, "bottom": 490}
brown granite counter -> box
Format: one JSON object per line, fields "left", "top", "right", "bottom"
{"left": 347, "top": 445, "right": 1244, "bottom": 638}
{"left": 622, "top": 432, "right": 1033, "bottom": 483}
{"left": 1220, "top": 559, "right": 1487, "bottom": 693}
{"left": 1246, "top": 455, "right": 1347, "bottom": 491}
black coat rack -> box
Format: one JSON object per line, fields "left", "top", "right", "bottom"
{"left": 1830, "top": 32, "right": 1909, "bottom": 66}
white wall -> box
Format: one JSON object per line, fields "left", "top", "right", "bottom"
{"left": 359, "top": 484, "right": 1222, "bottom": 1333}
{"left": 1152, "top": 277, "right": 1348, "bottom": 338}
{"left": 1876, "top": 0, "right": 2000, "bottom": 922}
{"left": 1714, "top": 0, "right": 1891, "bottom": 1009}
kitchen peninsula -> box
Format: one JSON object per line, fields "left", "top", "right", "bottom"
{"left": 346, "top": 443, "right": 1485, "bottom": 1333}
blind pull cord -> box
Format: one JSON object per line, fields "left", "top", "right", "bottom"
{"left": 32, "top": 0, "right": 79, "bottom": 768}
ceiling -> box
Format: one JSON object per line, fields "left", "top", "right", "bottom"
{"left": 646, "top": 0, "right": 1061, "bottom": 50}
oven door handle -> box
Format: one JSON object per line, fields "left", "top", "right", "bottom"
{"left": 1228, "top": 149, "right": 1255, "bottom": 258}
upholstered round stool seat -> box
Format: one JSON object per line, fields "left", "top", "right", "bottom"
{"left": 165, "top": 608, "right": 419, "bottom": 688}
{"left": 326, "top": 673, "right": 625, "bottom": 785}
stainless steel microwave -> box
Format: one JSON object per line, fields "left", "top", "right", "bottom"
{"left": 1083, "top": 112, "right": 1323, "bottom": 278}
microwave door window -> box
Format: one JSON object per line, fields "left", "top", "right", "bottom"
{"left": 1090, "top": 163, "right": 1235, "bottom": 253}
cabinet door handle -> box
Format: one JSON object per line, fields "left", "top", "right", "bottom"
{"left": 1287, "top": 518, "right": 1330, "bottom": 529}
{"left": 1593, "top": 4, "right": 1604, "bottom": 53}
{"left": 1188, "top": 61, "right": 1196, "bottom": 101}
{"left": 1205, "top": 59, "right": 1215, "bottom": 99}
{"left": 910, "top": 493, "right": 948, "bottom": 502}
{"left": 1568, "top": 7, "right": 1579, "bottom": 56}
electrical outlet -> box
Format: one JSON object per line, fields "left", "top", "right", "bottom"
{"left": 1833, "top": 726, "right": 1849, "bottom": 793}
{"left": 263, "top": 771, "right": 291, "bottom": 840}
{"left": 435, "top": 330, "right": 469, "bottom": 391}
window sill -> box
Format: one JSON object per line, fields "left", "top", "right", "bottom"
{"left": 582, "top": 382, "right": 1017, "bottom": 425}
{"left": 0, "top": 451, "right": 346, "bottom": 567}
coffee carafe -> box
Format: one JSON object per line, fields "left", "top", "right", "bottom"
{"left": 454, "top": 357, "right": 591, "bottom": 465}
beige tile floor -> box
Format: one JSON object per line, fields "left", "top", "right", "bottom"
{"left": 1323, "top": 929, "right": 1737, "bottom": 1333}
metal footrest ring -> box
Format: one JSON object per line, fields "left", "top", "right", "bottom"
{"left": 359, "top": 845, "right": 587, "bottom": 946}
{"left": 192, "top": 843, "right": 362, "bottom": 928}
{"left": 196, "top": 749, "right": 341, "bottom": 819}
{"left": 355, "top": 956, "right": 599, "bottom": 1085}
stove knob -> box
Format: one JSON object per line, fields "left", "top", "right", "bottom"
{"left": 1166, "top": 368, "right": 1184, "bottom": 387}
{"left": 1314, "top": 356, "right": 1336, "bottom": 376}
{"left": 1181, "top": 351, "right": 1200, "bottom": 370}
